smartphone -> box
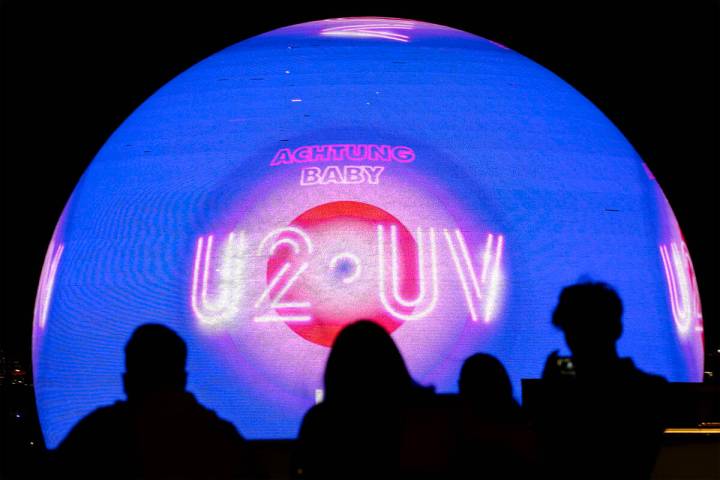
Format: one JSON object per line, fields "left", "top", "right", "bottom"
{"left": 555, "top": 356, "right": 576, "bottom": 377}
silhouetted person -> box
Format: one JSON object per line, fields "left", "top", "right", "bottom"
{"left": 536, "top": 282, "right": 667, "bottom": 480}
{"left": 293, "top": 320, "right": 433, "bottom": 479}
{"left": 54, "top": 324, "right": 250, "bottom": 479}
{"left": 454, "top": 353, "right": 533, "bottom": 477}
{"left": 459, "top": 353, "right": 523, "bottom": 422}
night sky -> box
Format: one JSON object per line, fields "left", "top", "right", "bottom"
{"left": 2, "top": 2, "right": 717, "bottom": 369}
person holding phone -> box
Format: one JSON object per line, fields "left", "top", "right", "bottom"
{"left": 537, "top": 282, "right": 668, "bottom": 480}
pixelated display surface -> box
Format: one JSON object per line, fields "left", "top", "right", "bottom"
{"left": 33, "top": 18, "right": 703, "bottom": 447}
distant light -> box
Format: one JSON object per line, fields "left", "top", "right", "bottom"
{"left": 290, "top": 99, "right": 302, "bottom": 103}
{"left": 665, "top": 428, "right": 720, "bottom": 434}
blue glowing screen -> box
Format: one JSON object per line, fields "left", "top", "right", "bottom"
{"left": 33, "top": 18, "right": 703, "bottom": 447}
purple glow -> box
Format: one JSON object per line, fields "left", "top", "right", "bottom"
{"left": 659, "top": 241, "right": 703, "bottom": 337}
{"left": 320, "top": 18, "right": 415, "bottom": 43}
{"left": 34, "top": 242, "right": 64, "bottom": 330}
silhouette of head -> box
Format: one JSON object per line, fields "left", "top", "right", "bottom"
{"left": 552, "top": 282, "right": 623, "bottom": 361}
{"left": 459, "top": 353, "right": 514, "bottom": 406}
{"left": 123, "top": 324, "right": 187, "bottom": 399}
{"left": 324, "top": 320, "right": 413, "bottom": 404}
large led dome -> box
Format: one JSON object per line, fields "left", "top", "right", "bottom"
{"left": 33, "top": 17, "right": 703, "bottom": 447}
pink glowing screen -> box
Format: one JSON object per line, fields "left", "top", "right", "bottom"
{"left": 33, "top": 18, "right": 703, "bottom": 446}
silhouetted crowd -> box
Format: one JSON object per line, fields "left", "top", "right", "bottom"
{"left": 52, "top": 282, "right": 669, "bottom": 479}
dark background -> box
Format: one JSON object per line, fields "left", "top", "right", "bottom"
{"left": 1, "top": 2, "right": 717, "bottom": 374}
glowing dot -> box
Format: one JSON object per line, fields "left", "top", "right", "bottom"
{"left": 329, "top": 253, "right": 362, "bottom": 284}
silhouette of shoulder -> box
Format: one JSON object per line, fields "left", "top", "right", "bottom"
{"left": 617, "top": 358, "right": 667, "bottom": 384}
{"left": 56, "top": 394, "right": 247, "bottom": 478}
{"left": 588, "top": 358, "right": 669, "bottom": 398}
{"left": 54, "top": 401, "right": 137, "bottom": 477}
{"left": 609, "top": 359, "right": 669, "bottom": 422}
{"left": 57, "top": 401, "right": 131, "bottom": 449}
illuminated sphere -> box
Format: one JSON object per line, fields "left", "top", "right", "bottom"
{"left": 33, "top": 18, "right": 703, "bottom": 446}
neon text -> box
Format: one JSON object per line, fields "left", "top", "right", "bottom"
{"left": 271, "top": 144, "right": 415, "bottom": 166}
{"left": 300, "top": 166, "right": 384, "bottom": 186}
{"left": 191, "top": 227, "right": 504, "bottom": 328}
